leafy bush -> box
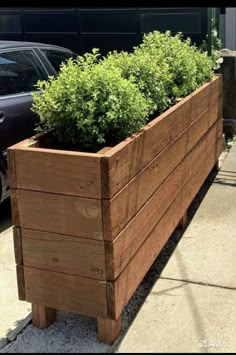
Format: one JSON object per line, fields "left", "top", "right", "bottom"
{"left": 100, "top": 50, "right": 172, "bottom": 115}
{"left": 32, "top": 31, "right": 215, "bottom": 152}
{"left": 32, "top": 52, "right": 149, "bottom": 152}
{"left": 137, "top": 31, "right": 214, "bottom": 101}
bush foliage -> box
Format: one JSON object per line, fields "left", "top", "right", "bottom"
{"left": 32, "top": 31, "right": 215, "bottom": 152}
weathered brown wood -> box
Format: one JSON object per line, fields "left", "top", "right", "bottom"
{"left": 101, "top": 76, "right": 222, "bottom": 199}
{"left": 97, "top": 147, "right": 112, "bottom": 154}
{"left": 14, "top": 148, "right": 102, "bottom": 198}
{"left": 13, "top": 226, "right": 23, "bottom": 265}
{"left": 16, "top": 265, "right": 25, "bottom": 300}
{"left": 24, "top": 266, "right": 107, "bottom": 318}
{"left": 31, "top": 304, "right": 56, "bottom": 328}
{"left": 16, "top": 190, "right": 103, "bottom": 240}
{"left": 107, "top": 137, "right": 222, "bottom": 319}
{"left": 10, "top": 189, "right": 20, "bottom": 226}
{"left": 7, "top": 148, "right": 17, "bottom": 188}
{"left": 103, "top": 99, "right": 222, "bottom": 241}
{"left": 106, "top": 128, "right": 223, "bottom": 280}
{"left": 97, "top": 317, "right": 121, "bottom": 344}
{"left": 105, "top": 123, "right": 222, "bottom": 280}
{"left": 21, "top": 228, "right": 106, "bottom": 279}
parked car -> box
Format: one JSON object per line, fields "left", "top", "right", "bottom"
{"left": 0, "top": 41, "right": 77, "bottom": 204}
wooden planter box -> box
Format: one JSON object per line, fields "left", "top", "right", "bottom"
{"left": 8, "top": 75, "right": 223, "bottom": 344}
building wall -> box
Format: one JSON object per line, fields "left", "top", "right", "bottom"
{"left": 225, "top": 7, "right": 236, "bottom": 50}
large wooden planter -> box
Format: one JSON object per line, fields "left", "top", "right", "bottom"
{"left": 8, "top": 75, "right": 223, "bottom": 344}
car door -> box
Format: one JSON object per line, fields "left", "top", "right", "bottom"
{"left": 0, "top": 48, "right": 49, "bottom": 150}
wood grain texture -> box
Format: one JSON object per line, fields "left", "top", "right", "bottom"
{"left": 32, "top": 304, "right": 56, "bottom": 328}
{"left": 14, "top": 148, "right": 102, "bottom": 198}
{"left": 7, "top": 148, "right": 17, "bottom": 188}
{"left": 16, "top": 265, "right": 25, "bottom": 300}
{"left": 21, "top": 228, "right": 106, "bottom": 279}
{"left": 97, "top": 316, "right": 121, "bottom": 344}
{"left": 105, "top": 120, "right": 223, "bottom": 280}
{"left": 13, "top": 226, "right": 22, "bottom": 265}
{"left": 101, "top": 76, "right": 222, "bottom": 199}
{"left": 16, "top": 190, "right": 103, "bottom": 240}
{"left": 107, "top": 137, "right": 223, "bottom": 319}
{"left": 24, "top": 267, "right": 107, "bottom": 318}
{"left": 10, "top": 189, "right": 20, "bottom": 226}
{"left": 103, "top": 98, "right": 222, "bottom": 241}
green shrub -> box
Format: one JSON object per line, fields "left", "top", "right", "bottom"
{"left": 137, "top": 31, "right": 214, "bottom": 100}
{"left": 101, "top": 50, "right": 172, "bottom": 115}
{"left": 32, "top": 31, "right": 215, "bottom": 152}
{"left": 32, "top": 52, "right": 149, "bottom": 152}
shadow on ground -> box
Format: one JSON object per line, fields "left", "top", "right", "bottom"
{"left": 0, "top": 199, "right": 12, "bottom": 233}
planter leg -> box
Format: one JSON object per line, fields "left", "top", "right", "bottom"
{"left": 178, "top": 212, "right": 188, "bottom": 230}
{"left": 32, "top": 304, "right": 56, "bottom": 328}
{"left": 97, "top": 317, "right": 121, "bottom": 344}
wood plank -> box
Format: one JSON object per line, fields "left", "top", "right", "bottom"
{"left": 103, "top": 99, "right": 222, "bottom": 241}
{"left": 31, "top": 304, "right": 56, "bottom": 328}
{"left": 7, "top": 148, "right": 17, "bottom": 188}
{"left": 16, "top": 190, "right": 103, "bottom": 240}
{"left": 24, "top": 267, "right": 107, "bottom": 318}
{"left": 97, "top": 317, "right": 121, "bottom": 344}
{"left": 21, "top": 228, "right": 106, "bottom": 280}
{"left": 16, "top": 265, "right": 25, "bottom": 300}
{"left": 13, "top": 226, "right": 22, "bottom": 265}
{"left": 14, "top": 148, "right": 102, "bottom": 199}
{"left": 105, "top": 122, "right": 222, "bottom": 280}
{"left": 101, "top": 76, "right": 222, "bottom": 199}
{"left": 10, "top": 189, "right": 20, "bottom": 226}
{"left": 107, "top": 137, "right": 222, "bottom": 319}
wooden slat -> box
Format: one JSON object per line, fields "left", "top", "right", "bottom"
{"left": 105, "top": 120, "right": 223, "bottom": 280}
{"left": 107, "top": 137, "right": 222, "bottom": 319}
{"left": 103, "top": 98, "right": 222, "bottom": 241}
{"left": 31, "top": 304, "right": 56, "bottom": 329}
{"left": 21, "top": 228, "right": 106, "bottom": 280}
{"left": 101, "top": 76, "right": 222, "bottom": 199}
{"left": 24, "top": 267, "right": 107, "bottom": 318}
{"left": 7, "top": 148, "right": 17, "bottom": 188}
{"left": 13, "top": 226, "right": 22, "bottom": 265}
{"left": 97, "top": 316, "right": 121, "bottom": 344}
{"left": 16, "top": 190, "right": 103, "bottom": 240}
{"left": 10, "top": 189, "right": 20, "bottom": 226}
{"left": 14, "top": 148, "right": 102, "bottom": 199}
{"left": 16, "top": 265, "right": 25, "bottom": 300}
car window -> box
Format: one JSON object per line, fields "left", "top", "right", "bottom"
{"left": 0, "top": 50, "right": 46, "bottom": 97}
{"left": 41, "top": 49, "right": 74, "bottom": 73}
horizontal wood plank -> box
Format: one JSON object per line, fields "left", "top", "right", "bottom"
{"left": 24, "top": 267, "right": 107, "bottom": 318}
{"left": 13, "top": 226, "right": 23, "bottom": 265}
{"left": 21, "top": 228, "right": 106, "bottom": 279}
{"left": 101, "top": 76, "right": 222, "bottom": 199}
{"left": 16, "top": 190, "right": 103, "bottom": 240}
{"left": 106, "top": 119, "right": 223, "bottom": 279}
{"left": 14, "top": 148, "right": 102, "bottom": 199}
{"left": 103, "top": 98, "right": 222, "bottom": 240}
{"left": 107, "top": 137, "right": 222, "bottom": 319}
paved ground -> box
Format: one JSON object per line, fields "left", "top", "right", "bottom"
{"left": 0, "top": 144, "right": 235, "bottom": 353}
{"left": 0, "top": 202, "right": 31, "bottom": 349}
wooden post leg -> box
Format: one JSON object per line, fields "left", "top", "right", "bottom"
{"left": 32, "top": 304, "right": 56, "bottom": 329}
{"left": 97, "top": 317, "right": 121, "bottom": 345}
{"left": 177, "top": 212, "right": 188, "bottom": 230}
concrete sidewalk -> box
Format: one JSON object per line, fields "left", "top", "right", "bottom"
{"left": 117, "top": 144, "right": 236, "bottom": 353}
{"left": 0, "top": 226, "right": 31, "bottom": 349}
